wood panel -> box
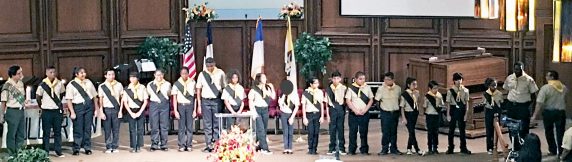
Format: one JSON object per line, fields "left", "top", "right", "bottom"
{"left": 56, "top": 0, "right": 102, "bottom": 33}
{"left": 0, "top": 0, "right": 31, "bottom": 35}
{"left": 389, "top": 53, "right": 433, "bottom": 86}
{"left": 316, "top": 0, "right": 368, "bottom": 33}
{"left": 326, "top": 47, "right": 370, "bottom": 83}
{"left": 120, "top": 0, "right": 176, "bottom": 36}
{"left": 0, "top": 55, "right": 35, "bottom": 79}
{"left": 383, "top": 18, "right": 439, "bottom": 34}
{"left": 54, "top": 51, "right": 108, "bottom": 82}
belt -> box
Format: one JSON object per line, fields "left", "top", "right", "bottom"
{"left": 7, "top": 107, "right": 24, "bottom": 110}
{"left": 202, "top": 98, "right": 218, "bottom": 100}
{"left": 178, "top": 103, "right": 193, "bottom": 106}
{"left": 306, "top": 111, "right": 320, "bottom": 114}
{"left": 42, "top": 109, "right": 60, "bottom": 111}
{"left": 104, "top": 107, "right": 117, "bottom": 109}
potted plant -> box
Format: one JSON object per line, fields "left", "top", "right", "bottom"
{"left": 8, "top": 147, "right": 50, "bottom": 162}
{"left": 137, "top": 36, "right": 182, "bottom": 73}
{"left": 294, "top": 32, "right": 333, "bottom": 81}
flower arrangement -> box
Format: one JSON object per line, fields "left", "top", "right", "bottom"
{"left": 279, "top": 2, "right": 304, "bottom": 19}
{"left": 208, "top": 125, "right": 256, "bottom": 162}
{"left": 186, "top": 2, "right": 216, "bottom": 22}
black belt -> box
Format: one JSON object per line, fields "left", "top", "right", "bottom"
{"left": 42, "top": 109, "right": 60, "bottom": 111}
{"left": 202, "top": 98, "right": 218, "bottom": 100}
{"left": 7, "top": 107, "right": 23, "bottom": 110}
{"left": 306, "top": 111, "right": 320, "bottom": 114}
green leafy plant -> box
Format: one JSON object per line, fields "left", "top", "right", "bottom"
{"left": 138, "top": 36, "right": 183, "bottom": 72}
{"left": 8, "top": 147, "right": 50, "bottom": 162}
{"left": 294, "top": 32, "right": 333, "bottom": 81}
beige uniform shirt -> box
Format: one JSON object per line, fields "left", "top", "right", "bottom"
{"left": 123, "top": 83, "right": 148, "bottom": 108}
{"left": 171, "top": 78, "right": 196, "bottom": 104}
{"left": 146, "top": 80, "right": 171, "bottom": 103}
{"left": 36, "top": 78, "right": 66, "bottom": 109}
{"left": 562, "top": 127, "right": 572, "bottom": 150}
{"left": 483, "top": 89, "right": 504, "bottom": 109}
{"left": 221, "top": 83, "right": 245, "bottom": 106}
{"left": 1, "top": 78, "right": 25, "bottom": 108}
{"left": 446, "top": 85, "right": 470, "bottom": 106}
{"left": 503, "top": 73, "right": 538, "bottom": 103}
{"left": 536, "top": 82, "right": 568, "bottom": 110}
{"left": 326, "top": 84, "right": 347, "bottom": 107}
{"left": 424, "top": 91, "right": 444, "bottom": 115}
{"left": 401, "top": 89, "right": 420, "bottom": 112}
{"left": 196, "top": 68, "right": 226, "bottom": 99}
{"left": 345, "top": 84, "right": 374, "bottom": 111}
{"left": 301, "top": 88, "right": 324, "bottom": 113}
{"left": 279, "top": 93, "right": 299, "bottom": 114}
{"left": 248, "top": 85, "right": 275, "bottom": 107}
{"left": 98, "top": 81, "right": 124, "bottom": 108}
{"left": 374, "top": 83, "right": 403, "bottom": 112}
{"left": 65, "top": 78, "right": 97, "bottom": 104}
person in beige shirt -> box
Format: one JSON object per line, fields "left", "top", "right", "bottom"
{"left": 503, "top": 62, "right": 538, "bottom": 140}
{"left": 121, "top": 72, "right": 148, "bottom": 153}
{"left": 400, "top": 77, "right": 423, "bottom": 155}
{"left": 36, "top": 66, "right": 66, "bottom": 157}
{"left": 278, "top": 89, "right": 299, "bottom": 154}
{"left": 482, "top": 78, "right": 504, "bottom": 155}
{"left": 195, "top": 58, "right": 225, "bottom": 152}
{"left": 172, "top": 67, "right": 197, "bottom": 152}
{"left": 325, "top": 71, "right": 348, "bottom": 155}
{"left": 445, "top": 72, "right": 471, "bottom": 154}
{"left": 531, "top": 70, "right": 568, "bottom": 155}
{"left": 0, "top": 65, "right": 28, "bottom": 156}
{"left": 345, "top": 71, "right": 374, "bottom": 155}
{"left": 146, "top": 69, "right": 171, "bottom": 151}
{"left": 248, "top": 73, "right": 275, "bottom": 155}
{"left": 65, "top": 67, "right": 99, "bottom": 156}
{"left": 301, "top": 77, "right": 325, "bottom": 155}
{"left": 98, "top": 69, "right": 123, "bottom": 153}
{"left": 424, "top": 80, "right": 444, "bottom": 155}
{"left": 220, "top": 70, "right": 245, "bottom": 129}
{"left": 376, "top": 72, "right": 403, "bottom": 155}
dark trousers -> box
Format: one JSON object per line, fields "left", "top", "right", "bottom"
{"left": 280, "top": 112, "right": 294, "bottom": 150}
{"left": 348, "top": 112, "right": 369, "bottom": 153}
{"left": 328, "top": 105, "right": 346, "bottom": 152}
{"left": 127, "top": 109, "right": 144, "bottom": 149}
{"left": 543, "top": 109, "right": 566, "bottom": 154}
{"left": 307, "top": 112, "right": 321, "bottom": 152}
{"left": 42, "top": 109, "right": 63, "bottom": 154}
{"left": 6, "top": 108, "right": 26, "bottom": 155}
{"left": 448, "top": 106, "right": 467, "bottom": 149}
{"left": 381, "top": 110, "right": 400, "bottom": 152}
{"left": 223, "top": 105, "right": 240, "bottom": 129}
{"left": 177, "top": 103, "right": 195, "bottom": 148}
{"left": 485, "top": 108, "right": 500, "bottom": 150}
{"left": 149, "top": 101, "right": 169, "bottom": 149}
{"left": 255, "top": 107, "right": 269, "bottom": 150}
{"left": 507, "top": 101, "right": 532, "bottom": 150}
{"left": 103, "top": 107, "right": 120, "bottom": 150}
{"left": 202, "top": 99, "right": 221, "bottom": 149}
{"left": 72, "top": 103, "right": 94, "bottom": 152}
{"left": 405, "top": 111, "right": 420, "bottom": 150}
{"left": 426, "top": 114, "right": 440, "bottom": 151}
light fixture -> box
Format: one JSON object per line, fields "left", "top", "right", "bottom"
{"left": 499, "top": 0, "right": 535, "bottom": 31}
{"left": 553, "top": 0, "right": 572, "bottom": 63}
{"left": 475, "top": 0, "right": 499, "bottom": 19}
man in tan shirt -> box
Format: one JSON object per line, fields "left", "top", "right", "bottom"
{"left": 98, "top": 69, "right": 124, "bottom": 153}
{"left": 36, "top": 66, "right": 66, "bottom": 157}
{"left": 172, "top": 67, "right": 197, "bottom": 152}
{"left": 196, "top": 57, "right": 226, "bottom": 153}
{"left": 0, "top": 65, "right": 28, "bottom": 156}
{"left": 146, "top": 69, "right": 171, "bottom": 151}
{"left": 326, "top": 71, "right": 348, "bottom": 155}
{"left": 345, "top": 71, "right": 374, "bottom": 155}
{"left": 375, "top": 72, "right": 404, "bottom": 155}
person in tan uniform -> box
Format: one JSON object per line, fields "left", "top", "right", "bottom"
{"left": 172, "top": 67, "right": 197, "bottom": 152}
{"left": 482, "top": 78, "right": 503, "bottom": 155}
{"left": 248, "top": 73, "right": 276, "bottom": 155}
{"left": 0, "top": 65, "right": 28, "bottom": 156}
{"left": 424, "top": 80, "right": 445, "bottom": 155}
{"left": 221, "top": 69, "right": 245, "bottom": 129}
{"left": 326, "top": 71, "right": 348, "bottom": 155}
{"left": 66, "top": 67, "right": 99, "bottom": 156}
{"left": 122, "top": 72, "right": 148, "bottom": 153}
{"left": 376, "top": 72, "right": 403, "bottom": 155}
{"left": 302, "top": 77, "right": 325, "bottom": 155}
{"left": 345, "top": 71, "right": 374, "bottom": 155}
{"left": 36, "top": 66, "right": 66, "bottom": 157}
{"left": 401, "top": 77, "right": 423, "bottom": 155}
{"left": 445, "top": 72, "right": 471, "bottom": 155}
{"left": 196, "top": 57, "right": 226, "bottom": 153}
{"left": 98, "top": 68, "right": 123, "bottom": 153}
{"left": 146, "top": 69, "right": 171, "bottom": 151}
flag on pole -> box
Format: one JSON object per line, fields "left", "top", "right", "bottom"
{"left": 251, "top": 18, "right": 264, "bottom": 79}
{"left": 284, "top": 16, "right": 298, "bottom": 102}
{"left": 182, "top": 20, "right": 197, "bottom": 79}
{"left": 203, "top": 21, "right": 214, "bottom": 69}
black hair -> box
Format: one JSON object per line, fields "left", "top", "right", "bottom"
{"left": 227, "top": 69, "right": 241, "bottom": 84}
{"left": 428, "top": 80, "right": 439, "bottom": 89}
{"left": 453, "top": 72, "right": 463, "bottom": 81}
{"left": 154, "top": 69, "right": 164, "bottom": 74}
{"left": 104, "top": 68, "right": 116, "bottom": 75}
{"left": 8, "top": 65, "right": 21, "bottom": 78}
{"left": 384, "top": 72, "right": 395, "bottom": 80}
{"left": 253, "top": 73, "right": 264, "bottom": 86}
{"left": 129, "top": 72, "right": 140, "bottom": 79}
{"left": 331, "top": 71, "right": 342, "bottom": 78}
{"left": 205, "top": 57, "right": 215, "bottom": 64}
{"left": 517, "top": 133, "right": 542, "bottom": 162}
{"left": 547, "top": 70, "right": 559, "bottom": 80}
{"left": 484, "top": 77, "right": 496, "bottom": 88}
{"left": 405, "top": 77, "right": 417, "bottom": 89}
{"left": 514, "top": 61, "right": 524, "bottom": 68}
{"left": 180, "top": 67, "right": 190, "bottom": 73}
{"left": 46, "top": 66, "right": 56, "bottom": 70}
{"left": 71, "top": 67, "right": 85, "bottom": 79}
{"left": 306, "top": 76, "right": 319, "bottom": 88}
{"left": 354, "top": 71, "right": 366, "bottom": 79}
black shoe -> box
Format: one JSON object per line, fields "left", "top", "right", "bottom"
{"left": 160, "top": 148, "right": 168, "bottom": 151}
{"left": 348, "top": 152, "right": 357, "bottom": 156}
{"left": 390, "top": 150, "right": 403, "bottom": 155}
{"left": 56, "top": 153, "right": 65, "bottom": 158}
{"left": 460, "top": 149, "right": 471, "bottom": 155}
{"left": 85, "top": 150, "right": 92, "bottom": 155}
{"left": 72, "top": 151, "right": 80, "bottom": 156}
{"left": 360, "top": 152, "right": 370, "bottom": 156}
{"left": 426, "top": 151, "right": 434, "bottom": 155}
{"left": 378, "top": 150, "right": 389, "bottom": 156}
{"left": 202, "top": 148, "right": 212, "bottom": 153}
{"left": 150, "top": 148, "right": 158, "bottom": 152}
{"left": 307, "top": 151, "right": 313, "bottom": 155}
{"left": 446, "top": 149, "right": 454, "bottom": 154}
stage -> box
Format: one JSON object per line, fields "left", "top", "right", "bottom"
{"left": 6, "top": 119, "right": 564, "bottom": 162}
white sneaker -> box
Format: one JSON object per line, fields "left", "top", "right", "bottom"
{"left": 406, "top": 149, "right": 413, "bottom": 155}
{"left": 487, "top": 150, "right": 493, "bottom": 155}
{"left": 326, "top": 151, "right": 335, "bottom": 155}
{"left": 261, "top": 150, "right": 273, "bottom": 155}
{"left": 112, "top": 149, "right": 119, "bottom": 153}
{"left": 56, "top": 153, "right": 65, "bottom": 158}
{"left": 105, "top": 149, "right": 113, "bottom": 154}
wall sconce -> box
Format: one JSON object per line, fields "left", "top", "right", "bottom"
{"left": 475, "top": 0, "right": 499, "bottom": 19}
{"left": 499, "top": 0, "right": 535, "bottom": 31}
{"left": 553, "top": 0, "right": 572, "bottom": 63}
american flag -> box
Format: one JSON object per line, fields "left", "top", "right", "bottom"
{"left": 182, "top": 21, "right": 196, "bottom": 79}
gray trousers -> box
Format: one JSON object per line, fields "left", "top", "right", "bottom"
{"left": 72, "top": 103, "right": 94, "bottom": 152}
{"left": 5, "top": 108, "right": 26, "bottom": 155}
{"left": 127, "top": 108, "right": 144, "bottom": 149}
{"left": 223, "top": 105, "right": 240, "bottom": 129}
{"left": 177, "top": 102, "right": 195, "bottom": 148}
{"left": 201, "top": 98, "right": 221, "bottom": 149}
{"left": 149, "top": 101, "right": 170, "bottom": 149}
{"left": 280, "top": 112, "right": 294, "bottom": 150}
{"left": 102, "top": 107, "right": 120, "bottom": 150}
{"left": 255, "top": 107, "right": 269, "bottom": 150}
